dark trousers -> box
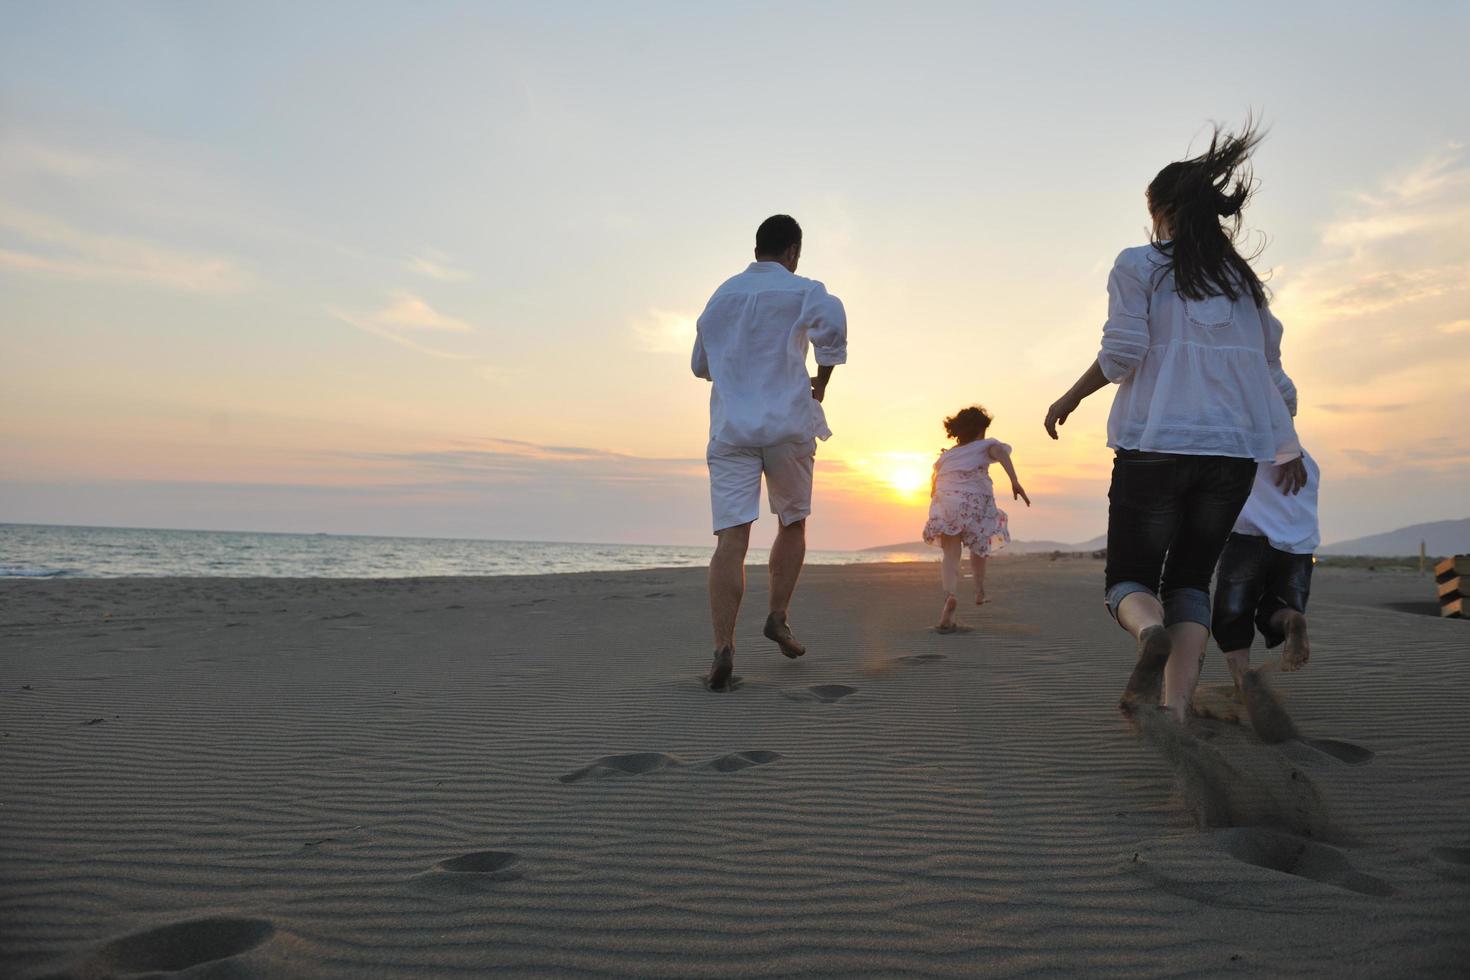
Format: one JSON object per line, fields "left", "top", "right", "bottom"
{"left": 1212, "top": 532, "right": 1314, "bottom": 650}
{"left": 1104, "top": 450, "right": 1257, "bottom": 628}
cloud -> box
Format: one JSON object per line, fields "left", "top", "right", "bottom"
{"left": 1272, "top": 145, "right": 1470, "bottom": 386}
{"left": 408, "top": 250, "right": 472, "bottom": 282}
{"left": 328, "top": 289, "right": 482, "bottom": 358}
{"left": 631, "top": 309, "right": 696, "bottom": 354}
{"left": 374, "top": 290, "right": 474, "bottom": 332}
{"left": 1317, "top": 403, "right": 1409, "bottom": 414}
{"left": 0, "top": 205, "right": 251, "bottom": 292}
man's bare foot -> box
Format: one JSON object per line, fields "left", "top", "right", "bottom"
{"left": 1280, "top": 611, "right": 1310, "bottom": 672}
{"left": 1120, "top": 625, "right": 1171, "bottom": 712}
{"left": 975, "top": 590, "right": 988, "bottom": 606}
{"left": 938, "top": 594, "right": 958, "bottom": 630}
{"left": 763, "top": 612, "right": 806, "bottom": 659}
{"left": 705, "top": 646, "right": 734, "bottom": 690}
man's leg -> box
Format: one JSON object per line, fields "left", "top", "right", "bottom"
{"left": 768, "top": 518, "right": 806, "bottom": 618}
{"left": 705, "top": 440, "right": 762, "bottom": 690}
{"left": 711, "top": 523, "right": 752, "bottom": 650}
{"left": 763, "top": 518, "right": 808, "bottom": 658}
{"left": 761, "top": 439, "right": 816, "bottom": 659}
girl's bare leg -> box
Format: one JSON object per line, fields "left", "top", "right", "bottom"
{"left": 938, "top": 535, "right": 961, "bottom": 628}
{"left": 970, "top": 553, "right": 988, "bottom": 604}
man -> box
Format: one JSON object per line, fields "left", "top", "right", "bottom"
{"left": 691, "top": 214, "right": 848, "bottom": 690}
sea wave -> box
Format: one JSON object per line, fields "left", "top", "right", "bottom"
{"left": 0, "top": 564, "right": 73, "bottom": 578}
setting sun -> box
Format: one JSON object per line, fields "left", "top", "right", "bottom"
{"left": 886, "top": 464, "right": 930, "bottom": 497}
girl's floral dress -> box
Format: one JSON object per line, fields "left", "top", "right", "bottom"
{"left": 922, "top": 438, "right": 1011, "bottom": 555}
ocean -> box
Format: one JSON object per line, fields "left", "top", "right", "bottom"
{"left": 0, "top": 524, "right": 929, "bottom": 579}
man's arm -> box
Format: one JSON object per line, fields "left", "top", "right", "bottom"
{"left": 811, "top": 364, "right": 835, "bottom": 402}
{"left": 691, "top": 331, "right": 711, "bottom": 381}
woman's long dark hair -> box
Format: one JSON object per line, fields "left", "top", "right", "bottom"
{"left": 1148, "top": 119, "right": 1268, "bottom": 306}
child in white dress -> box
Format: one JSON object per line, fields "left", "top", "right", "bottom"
{"left": 922, "top": 406, "right": 1030, "bottom": 630}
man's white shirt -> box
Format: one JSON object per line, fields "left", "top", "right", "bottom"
{"left": 692, "top": 261, "right": 847, "bottom": 447}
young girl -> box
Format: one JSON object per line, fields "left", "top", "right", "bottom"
{"left": 922, "top": 405, "right": 1030, "bottom": 630}
{"left": 1042, "top": 119, "right": 1306, "bottom": 721}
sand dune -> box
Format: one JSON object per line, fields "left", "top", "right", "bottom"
{"left": 2, "top": 560, "right": 1467, "bottom": 977}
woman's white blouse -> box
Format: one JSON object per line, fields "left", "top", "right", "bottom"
{"left": 1097, "top": 245, "right": 1300, "bottom": 463}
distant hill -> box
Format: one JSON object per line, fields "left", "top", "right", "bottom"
{"left": 1320, "top": 518, "right": 1470, "bottom": 557}
{"left": 864, "top": 534, "right": 1107, "bottom": 556}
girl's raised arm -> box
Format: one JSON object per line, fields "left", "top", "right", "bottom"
{"left": 988, "top": 443, "right": 1031, "bottom": 506}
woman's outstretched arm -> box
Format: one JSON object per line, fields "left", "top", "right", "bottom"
{"left": 1043, "top": 361, "right": 1109, "bottom": 439}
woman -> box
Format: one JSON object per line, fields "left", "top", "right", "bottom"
{"left": 1043, "top": 120, "right": 1306, "bottom": 722}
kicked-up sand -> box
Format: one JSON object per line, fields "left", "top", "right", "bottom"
{"left": 1, "top": 559, "right": 1467, "bottom": 977}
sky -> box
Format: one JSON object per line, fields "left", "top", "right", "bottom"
{"left": 2, "top": 1, "right": 1468, "bottom": 551}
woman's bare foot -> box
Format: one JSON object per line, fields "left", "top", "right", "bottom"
{"left": 1120, "top": 625, "right": 1172, "bottom": 712}
{"left": 974, "top": 590, "right": 988, "bottom": 606}
{"left": 1279, "top": 611, "right": 1310, "bottom": 672}
{"left": 937, "top": 593, "right": 958, "bottom": 630}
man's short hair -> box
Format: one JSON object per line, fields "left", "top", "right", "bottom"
{"left": 755, "top": 214, "right": 802, "bottom": 257}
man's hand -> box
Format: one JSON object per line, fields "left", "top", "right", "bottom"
{"left": 1273, "top": 457, "right": 1308, "bottom": 495}
{"left": 1044, "top": 393, "right": 1079, "bottom": 440}
{"left": 811, "top": 376, "right": 827, "bottom": 403}
{"left": 1012, "top": 482, "right": 1031, "bottom": 507}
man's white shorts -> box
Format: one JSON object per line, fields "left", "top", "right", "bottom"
{"left": 707, "top": 438, "right": 817, "bottom": 533}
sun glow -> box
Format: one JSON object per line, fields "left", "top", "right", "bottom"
{"left": 886, "top": 465, "right": 929, "bottom": 496}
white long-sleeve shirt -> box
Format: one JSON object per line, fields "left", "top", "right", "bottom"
{"left": 692, "top": 261, "right": 848, "bottom": 447}
{"left": 1097, "top": 244, "right": 1300, "bottom": 463}
{"left": 1234, "top": 449, "right": 1321, "bottom": 554}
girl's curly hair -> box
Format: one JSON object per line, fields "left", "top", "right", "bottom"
{"left": 943, "top": 405, "right": 992, "bottom": 443}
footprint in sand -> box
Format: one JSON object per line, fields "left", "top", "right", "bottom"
{"left": 1222, "top": 828, "right": 1394, "bottom": 897}
{"left": 1429, "top": 845, "right": 1470, "bottom": 881}
{"left": 413, "top": 851, "right": 523, "bottom": 892}
{"left": 705, "top": 750, "right": 783, "bottom": 772}
{"left": 1135, "top": 711, "right": 1334, "bottom": 840}
{"left": 559, "top": 752, "right": 683, "bottom": 783}
{"left": 1430, "top": 845, "right": 1470, "bottom": 866}
{"left": 1291, "top": 738, "right": 1375, "bottom": 767}
{"left": 862, "top": 653, "right": 947, "bottom": 676}
{"left": 40, "top": 916, "right": 276, "bottom": 978}
{"left": 781, "top": 684, "right": 858, "bottom": 703}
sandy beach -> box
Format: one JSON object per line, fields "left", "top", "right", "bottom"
{"left": 2, "top": 559, "right": 1467, "bottom": 978}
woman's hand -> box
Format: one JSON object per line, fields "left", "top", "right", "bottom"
{"left": 1044, "top": 393, "right": 1079, "bottom": 440}
{"left": 1273, "top": 457, "right": 1308, "bottom": 495}
{"left": 1012, "top": 482, "right": 1031, "bottom": 507}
